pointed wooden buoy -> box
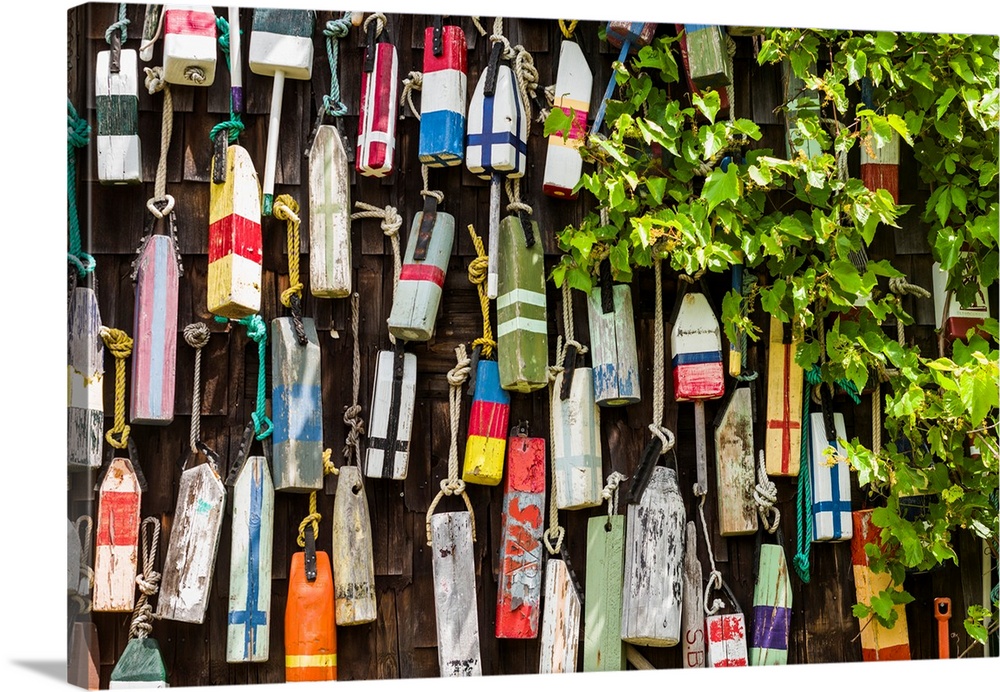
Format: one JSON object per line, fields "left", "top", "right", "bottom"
{"left": 308, "top": 125, "right": 352, "bottom": 298}
{"left": 495, "top": 432, "right": 545, "bottom": 639}
{"left": 587, "top": 283, "right": 641, "bottom": 406}
{"left": 93, "top": 457, "right": 141, "bottom": 612}
{"left": 208, "top": 144, "right": 262, "bottom": 319}
{"left": 706, "top": 612, "right": 749, "bottom": 667}
{"left": 285, "top": 549, "right": 337, "bottom": 681}
{"left": 765, "top": 316, "right": 803, "bottom": 476}
{"left": 551, "top": 368, "right": 603, "bottom": 510}
{"left": 249, "top": 8, "right": 315, "bottom": 215}
{"left": 419, "top": 23, "right": 467, "bottom": 167}
{"left": 584, "top": 514, "right": 625, "bottom": 671}
{"left": 227, "top": 455, "right": 275, "bottom": 662}
{"left": 156, "top": 461, "right": 226, "bottom": 623}
{"left": 714, "top": 386, "right": 757, "bottom": 536}
{"left": 386, "top": 210, "right": 455, "bottom": 342}
{"left": 68, "top": 621, "right": 101, "bottom": 689}
{"left": 749, "top": 541, "right": 793, "bottom": 665}
{"left": 109, "top": 638, "right": 168, "bottom": 688}
{"left": 809, "top": 409, "right": 852, "bottom": 542}
{"left": 430, "top": 511, "right": 483, "bottom": 676}
{"left": 96, "top": 48, "right": 141, "bottom": 184}
{"left": 271, "top": 317, "right": 324, "bottom": 492}
{"left": 162, "top": 4, "right": 217, "bottom": 86}
{"left": 462, "top": 359, "right": 510, "bottom": 486}
{"left": 357, "top": 32, "right": 398, "bottom": 177}
{"left": 682, "top": 521, "right": 706, "bottom": 668}
{"left": 497, "top": 215, "right": 549, "bottom": 393}
{"left": 851, "top": 509, "right": 911, "bottom": 661}
{"left": 681, "top": 25, "right": 731, "bottom": 89}
{"left": 364, "top": 347, "right": 417, "bottom": 480}
{"left": 542, "top": 39, "right": 592, "bottom": 198}
{"left": 332, "top": 465, "right": 377, "bottom": 625}
{"left": 538, "top": 557, "right": 581, "bottom": 673}
{"left": 131, "top": 234, "right": 179, "bottom": 425}
{"left": 622, "top": 466, "right": 685, "bottom": 646}
{"left": 932, "top": 261, "right": 990, "bottom": 341}
{"left": 68, "top": 287, "right": 104, "bottom": 469}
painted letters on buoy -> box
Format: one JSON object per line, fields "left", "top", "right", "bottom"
{"left": 68, "top": 288, "right": 104, "bottom": 469}
{"left": 386, "top": 210, "right": 455, "bottom": 342}
{"left": 543, "top": 39, "right": 592, "bottom": 198}
{"left": 765, "top": 316, "right": 803, "bottom": 476}
{"left": 96, "top": 48, "right": 141, "bottom": 184}
{"left": 809, "top": 409, "right": 852, "bottom": 542}
{"left": 131, "top": 234, "right": 179, "bottom": 425}
{"left": 357, "top": 32, "right": 398, "bottom": 177}
{"left": 551, "top": 368, "right": 603, "bottom": 510}
{"left": 462, "top": 359, "right": 510, "bottom": 486}
{"left": 162, "top": 5, "right": 217, "bottom": 86}
{"left": 497, "top": 215, "right": 549, "bottom": 392}
{"left": 364, "top": 347, "right": 417, "bottom": 480}
{"left": 208, "top": 145, "right": 262, "bottom": 319}
{"left": 419, "top": 23, "right": 467, "bottom": 167}
{"left": 285, "top": 550, "right": 337, "bottom": 681}
{"left": 682, "top": 521, "right": 706, "bottom": 668}
{"left": 93, "top": 457, "right": 141, "bottom": 612}
{"left": 308, "top": 125, "right": 352, "bottom": 298}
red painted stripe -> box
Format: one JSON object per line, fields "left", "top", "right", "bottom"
{"left": 164, "top": 9, "right": 216, "bottom": 36}
{"left": 860, "top": 163, "right": 899, "bottom": 204}
{"left": 132, "top": 236, "right": 179, "bottom": 421}
{"left": 946, "top": 316, "right": 986, "bottom": 341}
{"left": 398, "top": 263, "right": 445, "bottom": 287}
{"left": 767, "top": 343, "right": 798, "bottom": 474}
{"left": 553, "top": 106, "right": 588, "bottom": 141}
{"left": 674, "top": 362, "right": 725, "bottom": 400}
{"left": 208, "top": 214, "right": 263, "bottom": 263}
{"left": 506, "top": 438, "right": 546, "bottom": 493}
{"left": 361, "top": 141, "right": 389, "bottom": 170}
{"left": 861, "top": 642, "right": 911, "bottom": 661}
{"left": 712, "top": 656, "right": 748, "bottom": 667}
{"left": 469, "top": 400, "right": 509, "bottom": 439}
{"left": 358, "top": 44, "right": 395, "bottom": 172}
{"left": 423, "top": 25, "right": 467, "bottom": 73}
{"left": 97, "top": 492, "right": 140, "bottom": 546}
{"left": 372, "top": 45, "right": 394, "bottom": 137}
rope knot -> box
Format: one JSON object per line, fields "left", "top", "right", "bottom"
{"left": 324, "top": 17, "right": 351, "bottom": 39}
{"left": 240, "top": 314, "right": 267, "bottom": 344}
{"left": 753, "top": 451, "right": 780, "bottom": 533}
{"left": 184, "top": 66, "right": 206, "bottom": 84}
{"left": 105, "top": 17, "right": 130, "bottom": 44}
{"left": 362, "top": 12, "right": 386, "bottom": 37}
{"left": 889, "top": 276, "right": 932, "bottom": 299}
{"left": 143, "top": 66, "right": 166, "bottom": 95}
{"left": 543, "top": 526, "right": 565, "bottom": 555}
{"left": 703, "top": 570, "right": 726, "bottom": 615}
{"left": 447, "top": 355, "right": 472, "bottom": 388}
{"left": 100, "top": 327, "right": 134, "bottom": 359}
{"left": 441, "top": 478, "right": 466, "bottom": 496}
{"left": 648, "top": 424, "right": 676, "bottom": 453}
{"left": 564, "top": 338, "right": 588, "bottom": 357}
{"left": 401, "top": 70, "right": 424, "bottom": 119}
{"left": 183, "top": 322, "right": 211, "bottom": 349}
{"left": 135, "top": 570, "right": 161, "bottom": 597}
{"left": 343, "top": 404, "right": 365, "bottom": 460}
{"left": 273, "top": 195, "right": 301, "bottom": 224}
{"left": 68, "top": 106, "right": 91, "bottom": 148}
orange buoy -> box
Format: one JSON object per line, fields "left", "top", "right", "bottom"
{"left": 285, "top": 550, "right": 337, "bottom": 681}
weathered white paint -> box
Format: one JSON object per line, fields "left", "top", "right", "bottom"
{"left": 332, "top": 466, "right": 377, "bottom": 625}
{"left": 364, "top": 349, "right": 417, "bottom": 480}
{"left": 682, "top": 520, "right": 706, "bottom": 668}
{"left": 551, "top": 368, "right": 603, "bottom": 510}
{"left": 430, "top": 511, "right": 482, "bottom": 676}
{"left": 308, "top": 124, "right": 351, "bottom": 298}
{"left": 714, "top": 386, "right": 757, "bottom": 536}
{"left": 162, "top": 5, "right": 217, "bottom": 86}
{"left": 542, "top": 39, "right": 592, "bottom": 198}
{"left": 93, "top": 457, "right": 141, "bottom": 612}
{"left": 538, "top": 558, "right": 581, "bottom": 673}
{"left": 95, "top": 49, "right": 141, "bottom": 184}
{"left": 68, "top": 287, "right": 104, "bottom": 469}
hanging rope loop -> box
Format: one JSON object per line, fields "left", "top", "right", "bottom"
{"left": 754, "top": 449, "right": 780, "bottom": 533}
{"left": 601, "top": 471, "right": 627, "bottom": 518}
{"left": 649, "top": 257, "right": 676, "bottom": 453}
{"left": 129, "top": 517, "right": 161, "bottom": 640}
{"left": 100, "top": 327, "right": 133, "bottom": 449}
{"left": 321, "top": 13, "right": 352, "bottom": 117}
{"left": 401, "top": 70, "right": 423, "bottom": 120}
{"left": 504, "top": 177, "right": 533, "bottom": 217}
{"left": 343, "top": 293, "right": 365, "bottom": 467}
{"left": 420, "top": 165, "right": 444, "bottom": 204}
{"left": 362, "top": 12, "right": 386, "bottom": 38}
{"left": 183, "top": 322, "right": 211, "bottom": 454}
{"left": 143, "top": 65, "right": 175, "bottom": 217}
{"left": 558, "top": 19, "right": 578, "bottom": 39}
{"left": 297, "top": 492, "right": 322, "bottom": 548}
{"left": 695, "top": 489, "right": 731, "bottom": 615}
{"left": 105, "top": 3, "right": 129, "bottom": 44}
{"left": 68, "top": 100, "right": 96, "bottom": 277}
{"left": 352, "top": 202, "right": 403, "bottom": 343}
{"left": 467, "top": 225, "right": 496, "bottom": 359}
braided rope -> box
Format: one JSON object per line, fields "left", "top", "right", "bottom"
{"left": 362, "top": 12, "right": 386, "bottom": 38}
{"left": 104, "top": 3, "right": 129, "bottom": 44}
{"left": 696, "top": 489, "right": 727, "bottom": 616}
{"left": 420, "top": 165, "right": 444, "bottom": 203}
{"left": 650, "top": 259, "right": 676, "bottom": 452}
{"left": 129, "top": 517, "right": 161, "bottom": 640}
{"left": 470, "top": 16, "right": 487, "bottom": 36}
{"left": 558, "top": 20, "right": 578, "bottom": 39}
{"left": 726, "top": 36, "right": 736, "bottom": 122}
{"left": 215, "top": 314, "right": 275, "bottom": 440}
{"left": 889, "top": 276, "right": 931, "bottom": 346}
{"left": 504, "top": 177, "right": 533, "bottom": 217}
{"left": 425, "top": 345, "right": 477, "bottom": 545}
{"left": 297, "top": 491, "right": 322, "bottom": 548}
{"left": 273, "top": 195, "right": 304, "bottom": 309}
{"left": 401, "top": 70, "right": 423, "bottom": 120}
{"left": 67, "top": 100, "right": 95, "bottom": 277}
{"left": 143, "top": 66, "right": 175, "bottom": 218}
{"left": 754, "top": 450, "right": 780, "bottom": 533}
{"left": 793, "top": 365, "right": 822, "bottom": 583}
{"left": 510, "top": 43, "right": 540, "bottom": 124}
{"left": 183, "top": 323, "right": 211, "bottom": 454}
{"left": 351, "top": 202, "right": 403, "bottom": 344}
{"left": 321, "top": 14, "right": 352, "bottom": 117}
{"left": 343, "top": 293, "right": 365, "bottom": 467}
{"left": 601, "top": 471, "right": 627, "bottom": 518}
{"left": 466, "top": 225, "right": 496, "bottom": 359}
{"left": 100, "top": 327, "right": 133, "bottom": 449}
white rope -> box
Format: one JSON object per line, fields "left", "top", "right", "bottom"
{"left": 129, "top": 517, "right": 161, "bottom": 640}
{"left": 601, "top": 471, "right": 628, "bottom": 517}
{"left": 400, "top": 70, "right": 423, "bottom": 120}
{"left": 143, "top": 66, "right": 175, "bottom": 217}
{"left": 753, "top": 450, "right": 780, "bottom": 533}
{"left": 362, "top": 12, "right": 386, "bottom": 38}
{"left": 696, "top": 490, "right": 726, "bottom": 616}
{"left": 650, "top": 258, "right": 676, "bottom": 452}
{"left": 343, "top": 293, "right": 365, "bottom": 467}
{"left": 421, "top": 164, "right": 444, "bottom": 204}
{"left": 351, "top": 202, "right": 403, "bottom": 344}
{"left": 470, "top": 16, "right": 487, "bottom": 36}
{"left": 726, "top": 36, "right": 736, "bottom": 123}
{"left": 183, "top": 322, "right": 210, "bottom": 455}
{"left": 504, "top": 177, "right": 532, "bottom": 217}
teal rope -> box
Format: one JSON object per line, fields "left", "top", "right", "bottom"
{"left": 67, "top": 100, "right": 95, "bottom": 277}
{"left": 211, "top": 15, "right": 245, "bottom": 144}
{"left": 213, "top": 315, "right": 273, "bottom": 439}
{"left": 320, "top": 14, "right": 352, "bottom": 117}
{"left": 794, "top": 364, "right": 823, "bottom": 583}
{"left": 104, "top": 3, "right": 129, "bottom": 44}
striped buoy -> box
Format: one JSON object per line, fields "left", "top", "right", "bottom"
{"left": 162, "top": 4, "right": 217, "bottom": 86}
{"left": 285, "top": 550, "right": 337, "bottom": 681}
{"left": 419, "top": 22, "right": 467, "bottom": 167}
{"left": 462, "top": 359, "right": 510, "bottom": 486}
{"left": 357, "top": 16, "right": 398, "bottom": 177}
{"left": 542, "top": 39, "right": 592, "bottom": 198}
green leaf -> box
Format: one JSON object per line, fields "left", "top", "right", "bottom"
{"left": 965, "top": 621, "right": 989, "bottom": 643}
{"left": 646, "top": 177, "right": 667, "bottom": 205}
{"left": 831, "top": 259, "right": 864, "bottom": 295}
{"left": 543, "top": 107, "right": 573, "bottom": 139}
{"left": 961, "top": 369, "right": 998, "bottom": 427}
{"left": 566, "top": 266, "right": 593, "bottom": 293}
{"left": 846, "top": 51, "right": 867, "bottom": 84}
{"left": 701, "top": 166, "right": 741, "bottom": 213}
{"left": 748, "top": 164, "right": 772, "bottom": 187}
{"left": 950, "top": 185, "right": 968, "bottom": 215}
{"left": 936, "top": 87, "right": 958, "bottom": 120}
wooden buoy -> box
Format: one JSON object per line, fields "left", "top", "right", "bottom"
{"left": 749, "top": 541, "right": 793, "bottom": 665}
{"left": 765, "top": 316, "right": 803, "bottom": 476}
{"left": 227, "top": 455, "right": 275, "bottom": 662}
{"left": 68, "top": 287, "right": 104, "bottom": 469}
{"left": 592, "top": 22, "right": 657, "bottom": 133}
{"left": 364, "top": 347, "right": 417, "bottom": 480}
{"left": 851, "top": 509, "right": 911, "bottom": 661}
{"left": 109, "top": 637, "right": 168, "bottom": 688}
{"left": 93, "top": 457, "right": 141, "bottom": 612}
{"left": 675, "top": 24, "right": 730, "bottom": 113}
{"left": 308, "top": 125, "right": 352, "bottom": 298}
{"left": 332, "top": 465, "right": 377, "bottom": 625}
{"left": 386, "top": 210, "right": 455, "bottom": 342}
{"left": 713, "top": 386, "right": 757, "bottom": 536}
{"left": 784, "top": 61, "right": 822, "bottom": 160}
{"left": 682, "top": 521, "right": 706, "bottom": 668}
{"left": 809, "top": 409, "right": 852, "bottom": 542}
{"left": 430, "top": 511, "right": 483, "bottom": 676}
{"left": 131, "top": 234, "right": 179, "bottom": 425}
{"left": 932, "top": 261, "right": 990, "bottom": 341}
{"left": 681, "top": 25, "right": 732, "bottom": 89}
{"left": 542, "top": 38, "right": 592, "bottom": 198}
{"left": 583, "top": 514, "right": 625, "bottom": 671}
{"left": 671, "top": 291, "right": 725, "bottom": 495}
{"left": 271, "top": 317, "right": 324, "bottom": 492}
{"left": 621, "top": 465, "right": 685, "bottom": 646}
{"left": 587, "top": 283, "right": 641, "bottom": 406}
{"left": 249, "top": 8, "right": 315, "bottom": 215}
{"left": 162, "top": 5, "right": 217, "bottom": 87}
{"left": 208, "top": 144, "right": 262, "bottom": 319}
{"left": 285, "top": 549, "right": 337, "bottom": 681}
{"left": 497, "top": 215, "right": 549, "bottom": 393}
{"left": 706, "top": 611, "right": 749, "bottom": 667}
{"left": 68, "top": 621, "right": 101, "bottom": 690}
{"left": 357, "top": 21, "right": 398, "bottom": 177}
{"left": 156, "top": 460, "right": 226, "bottom": 623}
{"left": 495, "top": 430, "right": 545, "bottom": 639}
{"left": 551, "top": 368, "right": 603, "bottom": 510}
{"left": 96, "top": 48, "right": 141, "bottom": 184}
{"left": 419, "top": 22, "right": 467, "bottom": 167}
{"left": 463, "top": 359, "right": 510, "bottom": 486}
{"left": 538, "top": 557, "right": 581, "bottom": 673}
{"left": 859, "top": 78, "right": 899, "bottom": 203}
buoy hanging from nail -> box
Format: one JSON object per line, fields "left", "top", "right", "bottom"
{"left": 92, "top": 456, "right": 142, "bottom": 612}
{"left": 356, "top": 13, "right": 398, "bottom": 177}
{"left": 285, "top": 515, "right": 337, "bottom": 681}
{"left": 859, "top": 78, "right": 899, "bottom": 204}
{"left": 96, "top": 46, "right": 141, "bottom": 184}
{"left": 308, "top": 124, "right": 352, "bottom": 298}
{"left": 851, "top": 509, "right": 911, "bottom": 661}
{"left": 542, "top": 35, "right": 592, "bottom": 198}
{"left": 68, "top": 287, "right": 104, "bottom": 469}
{"left": 749, "top": 532, "right": 793, "bottom": 665}
{"left": 583, "top": 473, "right": 627, "bottom": 671}
{"left": 713, "top": 385, "right": 757, "bottom": 536}
{"left": 587, "top": 261, "right": 640, "bottom": 406}
{"left": 365, "top": 345, "right": 417, "bottom": 480}
{"left": 808, "top": 393, "right": 852, "bottom": 542}
{"left": 419, "top": 19, "right": 467, "bottom": 167}
{"left": 162, "top": 4, "right": 217, "bottom": 86}
{"left": 765, "top": 316, "right": 803, "bottom": 476}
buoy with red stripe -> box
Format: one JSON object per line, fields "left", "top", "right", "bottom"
{"left": 932, "top": 260, "right": 990, "bottom": 342}
{"left": 419, "top": 19, "right": 467, "bottom": 167}
{"left": 859, "top": 78, "right": 899, "bottom": 204}
{"left": 386, "top": 209, "right": 455, "bottom": 342}
{"left": 93, "top": 456, "right": 142, "bottom": 612}
{"left": 851, "top": 509, "right": 911, "bottom": 661}
{"left": 543, "top": 38, "right": 592, "bottom": 198}
{"left": 356, "top": 13, "right": 398, "bottom": 177}
{"left": 162, "top": 4, "right": 217, "bottom": 86}
{"left": 463, "top": 359, "right": 510, "bottom": 486}
{"left": 765, "top": 316, "right": 804, "bottom": 476}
